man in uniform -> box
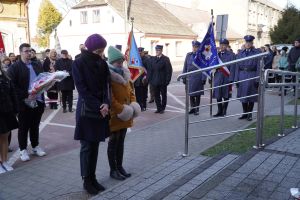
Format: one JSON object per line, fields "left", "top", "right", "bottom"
{"left": 235, "top": 35, "right": 261, "bottom": 121}
{"left": 182, "top": 41, "right": 206, "bottom": 115}
{"left": 134, "top": 47, "right": 149, "bottom": 111}
{"left": 213, "top": 39, "right": 235, "bottom": 117}
{"left": 148, "top": 45, "right": 173, "bottom": 114}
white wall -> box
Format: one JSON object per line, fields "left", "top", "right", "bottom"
{"left": 0, "top": 21, "right": 28, "bottom": 54}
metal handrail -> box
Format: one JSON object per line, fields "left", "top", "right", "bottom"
{"left": 190, "top": 111, "right": 257, "bottom": 124}
{"left": 177, "top": 52, "right": 268, "bottom": 81}
{"left": 190, "top": 94, "right": 258, "bottom": 110}
{"left": 189, "top": 77, "right": 259, "bottom": 96}
{"left": 189, "top": 128, "right": 256, "bottom": 138}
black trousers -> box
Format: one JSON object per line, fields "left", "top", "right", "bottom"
{"left": 149, "top": 84, "right": 155, "bottom": 101}
{"left": 153, "top": 85, "right": 167, "bottom": 111}
{"left": 80, "top": 140, "right": 100, "bottom": 178}
{"left": 242, "top": 102, "right": 254, "bottom": 114}
{"left": 190, "top": 96, "right": 200, "bottom": 111}
{"left": 18, "top": 102, "right": 44, "bottom": 150}
{"left": 61, "top": 90, "right": 73, "bottom": 110}
{"left": 47, "top": 91, "right": 58, "bottom": 109}
{"left": 135, "top": 86, "right": 148, "bottom": 109}
{"left": 107, "top": 129, "right": 127, "bottom": 171}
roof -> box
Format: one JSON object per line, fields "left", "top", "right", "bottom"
{"left": 158, "top": 3, "right": 210, "bottom": 25}
{"left": 72, "top": 0, "right": 197, "bottom": 37}
{"left": 72, "top": 0, "right": 107, "bottom": 9}
{"left": 254, "top": 0, "right": 283, "bottom": 11}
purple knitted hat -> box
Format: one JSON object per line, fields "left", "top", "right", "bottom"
{"left": 84, "top": 34, "right": 107, "bottom": 52}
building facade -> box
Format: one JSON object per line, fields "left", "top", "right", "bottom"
{"left": 156, "top": 0, "right": 283, "bottom": 52}
{"left": 50, "top": 0, "right": 197, "bottom": 68}
{"left": 0, "top": 0, "right": 29, "bottom": 54}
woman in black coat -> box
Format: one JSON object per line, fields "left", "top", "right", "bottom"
{"left": 0, "top": 67, "right": 18, "bottom": 174}
{"left": 72, "top": 34, "right": 110, "bottom": 195}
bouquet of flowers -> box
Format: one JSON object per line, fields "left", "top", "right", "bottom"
{"left": 25, "top": 71, "right": 69, "bottom": 108}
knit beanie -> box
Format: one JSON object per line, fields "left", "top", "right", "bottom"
{"left": 85, "top": 34, "right": 107, "bottom": 52}
{"left": 108, "top": 46, "right": 124, "bottom": 64}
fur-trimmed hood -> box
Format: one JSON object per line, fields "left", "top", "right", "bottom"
{"left": 107, "top": 62, "right": 131, "bottom": 85}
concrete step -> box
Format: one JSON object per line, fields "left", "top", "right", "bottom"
{"left": 92, "top": 154, "right": 210, "bottom": 200}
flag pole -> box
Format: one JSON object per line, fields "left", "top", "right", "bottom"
{"left": 210, "top": 9, "right": 214, "bottom": 117}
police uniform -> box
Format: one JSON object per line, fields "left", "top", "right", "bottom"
{"left": 235, "top": 35, "right": 261, "bottom": 121}
{"left": 182, "top": 41, "right": 206, "bottom": 115}
{"left": 213, "top": 39, "right": 236, "bottom": 117}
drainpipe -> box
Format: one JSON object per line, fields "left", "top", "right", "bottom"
{"left": 25, "top": 0, "right": 31, "bottom": 44}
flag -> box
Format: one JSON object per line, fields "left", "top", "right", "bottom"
{"left": 0, "top": 32, "right": 6, "bottom": 57}
{"left": 193, "top": 22, "right": 230, "bottom": 78}
{"left": 125, "top": 30, "right": 144, "bottom": 82}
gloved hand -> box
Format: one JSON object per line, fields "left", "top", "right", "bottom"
{"left": 236, "top": 83, "right": 239, "bottom": 88}
{"left": 182, "top": 78, "right": 186, "bottom": 85}
{"left": 202, "top": 80, "right": 206, "bottom": 85}
{"left": 255, "top": 82, "right": 259, "bottom": 88}
{"left": 208, "top": 79, "right": 212, "bottom": 84}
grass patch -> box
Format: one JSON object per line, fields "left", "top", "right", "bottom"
{"left": 288, "top": 98, "right": 300, "bottom": 105}
{"left": 201, "top": 116, "right": 298, "bottom": 157}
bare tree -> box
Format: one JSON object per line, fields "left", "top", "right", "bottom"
{"left": 53, "top": 0, "right": 81, "bottom": 13}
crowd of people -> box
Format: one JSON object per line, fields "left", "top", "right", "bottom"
{"left": 0, "top": 32, "right": 299, "bottom": 195}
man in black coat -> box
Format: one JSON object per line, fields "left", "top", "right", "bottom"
{"left": 288, "top": 38, "right": 300, "bottom": 72}
{"left": 134, "top": 47, "right": 149, "bottom": 111}
{"left": 148, "top": 45, "right": 173, "bottom": 114}
{"left": 7, "top": 43, "right": 46, "bottom": 162}
{"left": 75, "top": 44, "right": 85, "bottom": 60}
{"left": 56, "top": 50, "right": 75, "bottom": 113}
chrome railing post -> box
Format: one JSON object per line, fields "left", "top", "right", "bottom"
{"left": 293, "top": 73, "right": 298, "bottom": 128}
{"left": 279, "top": 77, "right": 285, "bottom": 136}
{"left": 254, "top": 58, "right": 265, "bottom": 149}
{"left": 183, "top": 77, "right": 189, "bottom": 157}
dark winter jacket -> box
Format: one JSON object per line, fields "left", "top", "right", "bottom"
{"left": 7, "top": 60, "right": 45, "bottom": 111}
{"left": 0, "top": 70, "right": 18, "bottom": 114}
{"left": 288, "top": 46, "right": 300, "bottom": 72}
{"left": 73, "top": 50, "right": 111, "bottom": 142}
{"left": 55, "top": 58, "right": 75, "bottom": 91}
{"left": 148, "top": 55, "right": 173, "bottom": 86}
{"left": 263, "top": 51, "right": 274, "bottom": 69}
{"left": 31, "top": 57, "right": 43, "bottom": 69}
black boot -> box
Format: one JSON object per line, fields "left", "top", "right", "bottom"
{"left": 239, "top": 103, "right": 248, "bottom": 119}
{"left": 247, "top": 102, "right": 254, "bottom": 121}
{"left": 107, "top": 135, "right": 126, "bottom": 181}
{"left": 213, "top": 103, "right": 223, "bottom": 117}
{"left": 194, "top": 108, "right": 199, "bottom": 116}
{"left": 63, "top": 108, "right": 67, "bottom": 113}
{"left": 91, "top": 175, "right": 105, "bottom": 192}
{"left": 117, "top": 130, "right": 131, "bottom": 178}
{"left": 83, "top": 176, "right": 99, "bottom": 195}
{"left": 223, "top": 102, "right": 228, "bottom": 116}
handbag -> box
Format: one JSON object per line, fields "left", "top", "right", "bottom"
{"left": 80, "top": 99, "right": 103, "bottom": 119}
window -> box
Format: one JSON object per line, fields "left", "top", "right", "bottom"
{"left": 80, "top": 11, "right": 88, "bottom": 24}
{"left": 176, "top": 41, "right": 183, "bottom": 57}
{"left": 93, "top": 10, "right": 100, "bottom": 23}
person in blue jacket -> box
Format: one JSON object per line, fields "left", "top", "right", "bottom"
{"left": 213, "top": 39, "right": 235, "bottom": 117}
{"left": 182, "top": 41, "right": 206, "bottom": 115}
{"left": 235, "top": 35, "right": 261, "bottom": 121}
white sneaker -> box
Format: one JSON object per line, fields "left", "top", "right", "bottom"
{"left": 20, "top": 149, "right": 30, "bottom": 161}
{"left": 32, "top": 146, "right": 46, "bottom": 157}
{"left": 1, "top": 162, "right": 13, "bottom": 171}
{"left": 0, "top": 165, "right": 6, "bottom": 174}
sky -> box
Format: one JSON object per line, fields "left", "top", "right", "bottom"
{"left": 29, "top": 0, "right": 300, "bottom": 38}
